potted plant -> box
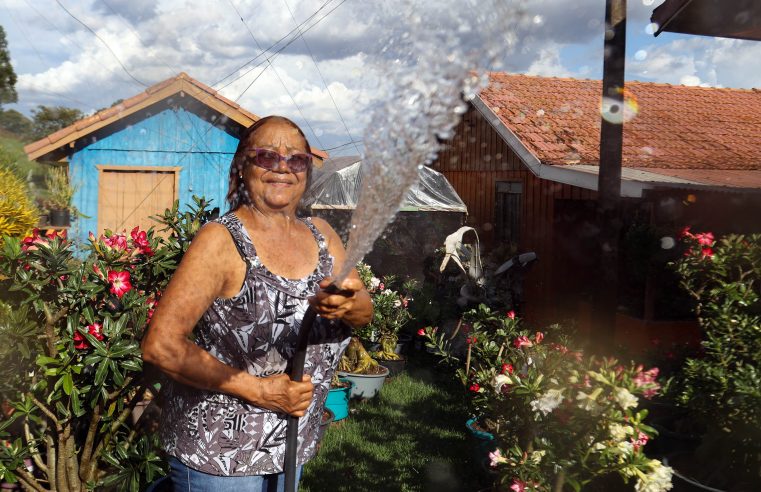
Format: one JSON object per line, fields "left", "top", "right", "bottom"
{"left": 44, "top": 166, "right": 81, "bottom": 226}
{"left": 337, "top": 337, "right": 389, "bottom": 399}
{"left": 324, "top": 375, "right": 353, "bottom": 421}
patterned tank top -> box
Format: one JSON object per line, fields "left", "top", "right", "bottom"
{"left": 160, "top": 212, "right": 352, "bottom": 476}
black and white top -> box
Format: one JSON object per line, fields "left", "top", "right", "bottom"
{"left": 160, "top": 212, "right": 352, "bottom": 476}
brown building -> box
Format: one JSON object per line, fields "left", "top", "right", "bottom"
{"left": 433, "top": 73, "right": 761, "bottom": 346}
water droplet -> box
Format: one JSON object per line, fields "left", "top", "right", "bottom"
{"left": 536, "top": 109, "right": 545, "bottom": 117}
{"left": 533, "top": 15, "right": 543, "bottom": 25}
{"left": 634, "top": 50, "right": 647, "bottom": 61}
{"left": 642, "top": 0, "right": 655, "bottom": 6}
{"left": 660, "top": 236, "right": 675, "bottom": 249}
{"left": 645, "top": 23, "right": 659, "bottom": 35}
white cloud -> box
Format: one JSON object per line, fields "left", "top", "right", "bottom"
{"left": 525, "top": 45, "right": 573, "bottom": 78}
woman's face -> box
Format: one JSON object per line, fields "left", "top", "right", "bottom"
{"left": 241, "top": 121, "right": 310, "bottom": 212}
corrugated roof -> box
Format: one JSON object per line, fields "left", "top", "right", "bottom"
{"left": 478, "top": 72, "right": 761, "bottom": 191}
{"left": 24, "top": 72, "right": 328, "bottom": 161}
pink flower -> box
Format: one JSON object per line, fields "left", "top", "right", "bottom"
{"left": 633, "top": 367, "right": 661, "bottom": 399}
{"left": 506, "top": 310, "right": 516, "bottom": 319}
{"left": 701, "top": 247, "right": 714, "bottom": 258}
{"left": 488, "top": 449, "right": 503, "bottom": 468}
{"left": 513, "top": 336, "right": 533, "bottom": 348}
{"left": 534, "top": 332, "right": 544, "bottom": 344}
{"left": 130, "top": 227, "right": 154, "bottom": 256}
{"left": 469, "top": 383, "right": 480, "bottom": 392}
{"left": 632, "top": 431, "right": 649, "bottom": 452}
{"left": 510, "top": 479, "right": 526, "bottom": 492}
{"left": 378, "top": 282, "right": 385, "bottom": 291}
{"left": 694, "top": 232, "right": 714, "bottom": 246}
{"left": 466, "top": 336, "right": 477, "bottom": 345}
{"left": 550, "top": 343, "right": 569, "bottom": 354}
{"left": 417, "top": 328, "right": 426, "bottom": 336}
{"left": 501, "top": 363, "right": 514, "bottom": 375}
{"left": 87, "top": 323, "right": 104, "bottom": 341}
{"left": 679, "top": 226, "right": 693, "bottom": 239}
{"left": 102, "top": 233, "right": 128, "bottom": 251}
{"left": 108, "top": 270, "right": 133, "bottom": 298}
{"left": 73, "top": 331, "right": 90, "bottom": 350}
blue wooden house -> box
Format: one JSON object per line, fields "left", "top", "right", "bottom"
{"left": 24, "top": 72, "right": 326, "bottom": 245}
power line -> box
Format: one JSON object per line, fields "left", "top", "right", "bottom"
{"left": 282, "top": 0, "right": 362, "bottom": 156}
{"left": 323, "top": 140, "right": 364, "bottom": 152}
{"left": 54, "top": 0, "right": 148, "bottom": 87}
{"left": 100, "top": 0, "right": 180, "bottom": 77}
{"left": 227, "top": 0, "right": 327, "bottom": 150}
{"left": 211, "top": 0, "right": 340, "bottom": 89}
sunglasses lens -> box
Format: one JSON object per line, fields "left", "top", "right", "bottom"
{"left": 287, "top": 154, "right": 312, "bottom": 172}
{"left": 254, "top": 149, "right": 280, "bottom": 169}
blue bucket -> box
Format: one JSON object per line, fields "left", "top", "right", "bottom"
{"left": 325, "top": 378, "right": 353, "bottom": 421}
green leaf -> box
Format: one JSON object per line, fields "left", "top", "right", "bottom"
{"left": 62, "top": 372, "right": 73, "bottom": 396}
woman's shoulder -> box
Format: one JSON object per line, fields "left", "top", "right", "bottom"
{"left": 307, "top": 217, "right": 342, "bottom": 245}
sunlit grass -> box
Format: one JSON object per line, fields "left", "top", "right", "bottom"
{"left": 302, "top": 355, "right": 488, "bottom": 492}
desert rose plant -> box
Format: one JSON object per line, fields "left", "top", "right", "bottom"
{"left": 671, "top": 230, "right": 761, "bottom": 484}
{"left": 422, "top": 304, "right": 671, "bottom": 492}
{"left": 0, "top": 196, "right": 216, "bottom": 491}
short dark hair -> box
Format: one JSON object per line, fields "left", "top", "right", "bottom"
{"left": 226, "top": 116, "right": 313, "bottom": 211}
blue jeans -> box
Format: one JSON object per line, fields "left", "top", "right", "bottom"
{"left": 168, "top": 457, "right": 302, "bottom": 492}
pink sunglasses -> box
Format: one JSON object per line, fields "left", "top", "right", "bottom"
{"left": 243, "top": 148, "right": 312, "bottom": 173}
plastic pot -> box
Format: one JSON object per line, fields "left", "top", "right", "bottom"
{"left": 337, "top": 365, "right": 389, "bottom": 399}
{"left": 49, "top": 209, "right": 70, "bottom": 226}
{"left": 377, "top": 356, "right": 406, "bottom": 377}
{"left": 325, "top": 378, "right": 353, "bottom": 421}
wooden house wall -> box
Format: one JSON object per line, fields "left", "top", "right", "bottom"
{"left": 69, "top": 107, "right": 239, "bottom": 244}
{"left": 434, "top": 106, "right": 596, "bottom": 321}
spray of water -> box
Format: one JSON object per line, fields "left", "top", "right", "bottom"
{"left": 336, "top": 0, "right": 524, "bottom": 280}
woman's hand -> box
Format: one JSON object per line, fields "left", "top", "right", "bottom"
{"left": 253, "top": 374, "right": 314, "bottom": 417}
{"left": 308, "top": 277, "right": 365, "bottom": 320}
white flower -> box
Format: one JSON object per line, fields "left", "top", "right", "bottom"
{"left": 614, "top": 387, "right": 639, "bottom": 410}
{"left": 492, "top": 374, "right": 511, "bottom": 393}
{"left": 616, "top": 441, "right": 634, "bottom": 455}
{"left": 635, "top": 460, "right": 673, "bottom": 492}
{"left": 576, "top": 389, "right": 602, "bottom": 413}
{"left": 393, "top": 299, "right": 402, "bottom": 307}
{"left": 370, "top": 277, "right": 381, "bottom": 289}
{"left": 609, "top": 423, "right": 634, "bottom": 441}
{"left": 592, "top": 442, "right": 607, "bottom": 452}
{"left": 529, "top": 389, "right": 564, "bottom": 416}
{"left": 529, "top": 450, "right": 545, "bottom": 465}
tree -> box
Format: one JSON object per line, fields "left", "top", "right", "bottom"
{"left": 31, "top": 105, "right": 83, "bottom": 140}
{"left": 0, "top": 109, "right": 33, "bottom": 138}
{"left": 0, "top": 26, "right": 17, "bottom": 108}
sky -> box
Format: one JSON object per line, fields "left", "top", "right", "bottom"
{"left": 2, "top": 0, "right": 761, "bottom": 156}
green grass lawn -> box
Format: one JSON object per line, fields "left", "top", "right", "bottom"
{"left": 302, "top": 355, "right": 490, "bottom": 492}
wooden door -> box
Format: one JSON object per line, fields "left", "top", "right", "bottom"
{"left": 97, "top": 166, "right": 180, "bottom": 234}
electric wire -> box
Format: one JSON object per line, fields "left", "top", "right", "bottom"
{"left": 227, "top": 0, "right": 326, "bottom": 150}
{"left": 54, "top": 0, "right": 148, "bottom": 87}
{"left": 282, "top": 0, "right": 362, "bottom": 156}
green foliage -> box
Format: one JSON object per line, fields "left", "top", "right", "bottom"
{"left": 422, "top": 304, "right": 671, "bottom": 491}
{"left": 0, "top": 165, "right": 38, "bottom": 243}
{"left": 671, "top": 231, "right": 761, "bottom": 481}
{"left": 44, "top": 166, "right": 75, "bottom": 211}
{"left": 31, "top": 105, "right": 83, "bottom": 140}
{"left": 0, "top": 196, "right": 215, "bottom": 490}
{"left": 0, "top": 26, "right": 17, "bottom": 107}
{"left": 0, "top": 109, "right": 33, "bottom": 139}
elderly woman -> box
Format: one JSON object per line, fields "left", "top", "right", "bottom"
{"left": 142, "top": 115, "right": 372, "bottom": 491}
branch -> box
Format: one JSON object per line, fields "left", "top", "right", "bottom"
{"left": 63, "top": 431, "right": 79, "bottom": 492}
{"left": 28, "top": 395, "right": 61, "bottom": 432}
{"left": 41, "top": 304, "right": 67, "bottom": 358}
{"left": 14, "top": 466, "right": 47, "bottom": 492}
{"left": 45, "top": 435, "right": 57, "bottom": 492}
{"left": 56, "top": 433, "right": 70, "bottom": 492}
{"left": 23, "top": 417, "right": 48, "bottom": 475}
{"left": 78, "top": 404, "right": 101, "bottom": 481}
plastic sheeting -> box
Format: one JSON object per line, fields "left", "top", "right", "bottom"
{"left": 304, "top": 156, "right": 468, "bottom": 213}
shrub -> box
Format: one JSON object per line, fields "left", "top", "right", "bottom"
{"left": 0, "top": 165, "right": 38, "bottom": 245}
{"left": 423, "top": 304, "right": 671, "bottom": 491}
{"left": 0, "top": 196, "right": 215, "bottom": 491}
{"left": 671, "top": 230, "right": 761, "bottom": 483}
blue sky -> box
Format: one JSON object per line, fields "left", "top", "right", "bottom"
{"left": 2, "top": 0, "right": 760, "bottom": 155}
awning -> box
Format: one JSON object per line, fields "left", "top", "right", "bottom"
{"left": 652, "top": 0, "right": 761, "bottom": 41}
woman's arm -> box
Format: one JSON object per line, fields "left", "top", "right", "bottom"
{"left": 141, "top": 223, "right": 313, "bottom": 416}
{"left": 310, "top": 218, "right": 373, "bottom": 328}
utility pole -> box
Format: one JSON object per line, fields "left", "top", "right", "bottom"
{"left": 593, "top": 0, "right": 627, "bottom": 349}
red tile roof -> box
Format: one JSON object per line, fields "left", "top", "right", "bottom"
{"left": 479, "top": 72, "right": 761, "bottom": 172}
